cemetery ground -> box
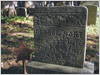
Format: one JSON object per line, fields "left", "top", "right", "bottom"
{"left": 1, "top": 15, "right": 99, "bottom": 74}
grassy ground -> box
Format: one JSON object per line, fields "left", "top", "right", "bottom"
{"left": 1, "top": 16, "right": 34, "bottom": 74}
{"left": 1, "top": 14, "right": 99, "bottom": 74}
{"left": 86, "top": 17, "right": 99, "bottom": 73}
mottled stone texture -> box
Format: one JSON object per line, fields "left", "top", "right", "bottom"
{"left": 85, "top": 5, "right": 97, "bottom": 25}
{"left": 33, "top": 6, "right": 88, "bottom": 68}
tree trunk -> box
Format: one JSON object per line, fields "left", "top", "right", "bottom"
{"left": 1, "top": 1, "right": 17, "bottom": 17}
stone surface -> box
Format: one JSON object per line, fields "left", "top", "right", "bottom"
{"left": 33, "top": 6, "right": 88, "bottom": 68}
{"left": 86, "top": 5, "right": 97, "bottom": 25}
{"left": 16, "top": 7, "right": 27, "bottom": 17}
{"left": 81, "top": 1, "right": 98, "bottom": 25}
{"left": 81, "top": 1, "right": 98, "bottom": 6}
{"left": 26, "top": 61, "right": 94, "bottom": 74}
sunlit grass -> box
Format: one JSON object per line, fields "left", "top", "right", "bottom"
{"left": 1, "top": 16, "right": 32, "bottom": 24}
{"left": 87, "top": 17, "right": 99, "bottom": 35}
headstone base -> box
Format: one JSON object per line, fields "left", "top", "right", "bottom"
{"left": 26, "top": 61, "right": 94, "bottom": 74}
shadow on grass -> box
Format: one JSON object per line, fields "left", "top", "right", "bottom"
{"left": 1, "top": 49, "right": 11, "bottom": 55}
{"left": 1, "top": 66, "right": 23, "bottom": 74}
{"left": 94, "top": 70, "right": 99, "bottom": 74}
{"left": 13, "top": 22, "right": 33, "bottom": 28}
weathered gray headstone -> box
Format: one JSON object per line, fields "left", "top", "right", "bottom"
{"left": 26, "top": 6, "right": 94, "bottom": 74}
{"left": 16, "top": 7, "right": 27, "bottom": 17}
{"left": 34, "top": 6, "right": 87, "bottom": 68}
{"left": 81, "top": 1, "right": 99, "bottom": 25}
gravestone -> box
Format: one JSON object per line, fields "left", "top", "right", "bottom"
{"left": 34, "top": 6, "right": 87, "bottom": 68}
{"left": 16, "top": 7, "right": 27, "bottom": 17}
{"left": 81, "top": 1, "right": 99, "bottom": 25}
{"left": 26, "top": 6, "right": 94, "bottom": 74}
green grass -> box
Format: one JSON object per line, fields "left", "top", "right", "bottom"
{"left": 1, "top": 15, "right": 35, "bottom": 61}
{"left": 86, "top": 14, "right": 99, "bottom": 73}
{"left": 1, "top": 16, "right": 32, "bottom": 24}
{"left": 97, "top": 7, "right": 99, "bottom": 12}
{"left": 87, "top": 7, "right": 99, "bottom": 35}
{"left": 87, "top": 17, "right": 99, "bottom": 35}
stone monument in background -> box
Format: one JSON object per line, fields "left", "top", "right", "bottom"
{"left": 26, "top": 6, "right": 94, "bottom": 74}
{"left": 16, "top": 7, "right": 27, "bottom": 17}
{"left": 81, "top": 1, "right": 99, "bottom": 25}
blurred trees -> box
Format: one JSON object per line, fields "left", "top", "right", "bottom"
{"left": 1, "top": 1, "right": 81, "bottom": 17}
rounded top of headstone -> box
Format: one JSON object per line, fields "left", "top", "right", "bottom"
{"left": 33, "top": 6, "right": 88, "bottom": 13}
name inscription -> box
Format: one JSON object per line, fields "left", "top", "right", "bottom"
{"left": 34, "top": 26, "right": 85, "bottom": 68}
{"left": 34, "top": 29, "right": 82, "bottom": 38}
